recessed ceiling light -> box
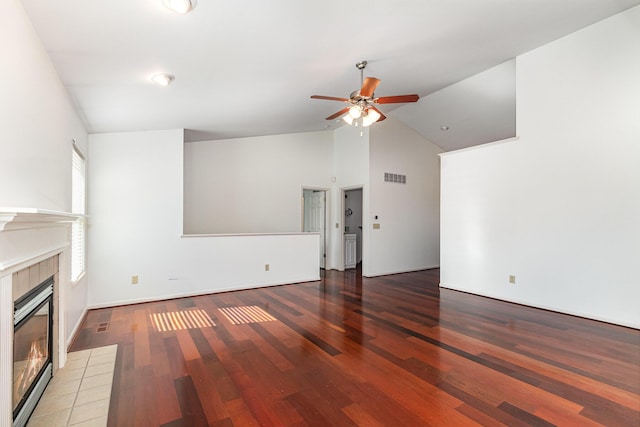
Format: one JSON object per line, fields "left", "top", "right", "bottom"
{"left": 151, "top": 73, "right": 175, "bottom": 86}
{"left": 440, "top": 125, "right": 450, "bottom": 131}
{"left": 162, "top": 0, "right": 197, "bottom": 14}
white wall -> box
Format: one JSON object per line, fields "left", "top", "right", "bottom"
{"left": 369, "top": 118, "right": 442, "bottom": 276}
{"left": 394, "top": 59, "right": 516, "bottom": 151}
{"left": 0, "top": 1, "right": 85, "bottom": 212}
{"left": 440, "top": 6, "right": 640, "bottom": 328}
{"left": 0, "top": 0, "right": 88, "bottom": 344}
{"left": 88, "top": 129, "right": 320, "bottom": 307}
{"left": 184, "top": 131, "right": 333, "bottom": 234}
{"left": 328, "top": 120, "right": 442, "bottom": 275}
{"left": 330, "top": 125, "right": 370, "bottom": 272}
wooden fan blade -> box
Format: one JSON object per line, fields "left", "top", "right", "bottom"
{"left": 326, "top": 107, "right": 350, "bottom": 120}
{"left": 371, "top": 106, "right": 386, "bottom": 122}
{"left": 375, "top": 94, "right": 420, "bottom": 104}
{"left": 360, "top": 77, "right": 381, "bottom": 97}
{"left": 311, "top": 95, "right": 350, "bottom": 102}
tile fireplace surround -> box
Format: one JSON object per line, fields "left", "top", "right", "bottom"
{"left": 1, "top": 208, "right": 79, "bottom": 427}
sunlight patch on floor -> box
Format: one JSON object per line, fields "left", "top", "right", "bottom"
{"left": 149, "top": 309, "right": 215, "bottom": 332}
{"left": 218, "top": 306, "right": 277, "bottom": 325}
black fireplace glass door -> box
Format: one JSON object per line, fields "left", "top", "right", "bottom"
{"left": 13, "top": 301, "right": 51, "bottom": 413}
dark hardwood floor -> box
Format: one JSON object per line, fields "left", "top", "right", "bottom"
{"left": 69, "top": 268, "right": 640, "bottom": 426}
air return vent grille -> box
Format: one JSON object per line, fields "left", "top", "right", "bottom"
{"left": 384, "top": 172, "right": 406, "bottom": 184}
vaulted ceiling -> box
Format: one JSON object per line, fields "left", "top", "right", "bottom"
{"left": 20, "top": 0, "right": 640, "bottom": 150}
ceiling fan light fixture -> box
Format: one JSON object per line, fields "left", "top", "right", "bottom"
{"left": 312, "top": 61, "right": 415, "bottom": 126}
{"left": 362, "top": 109, "right": 381, "bottom": 127}
{"left": 348, "top": 105, "right": 362, "bottom": 119}
{"left": 163, "top": 0, "right": 197, "bottom": 14}
{"left": 342, "top": 115, "right": 354, "bottom": 125}
{"left": 151, "top": 73, "right": 175, "bottom": 86}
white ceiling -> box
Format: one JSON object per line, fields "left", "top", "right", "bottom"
{"left": 20, "top": 0, "right": 640, "bottom": 149}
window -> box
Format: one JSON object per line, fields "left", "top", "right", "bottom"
{"left": 71, "top": 143, "right": 86, "bottom": 282}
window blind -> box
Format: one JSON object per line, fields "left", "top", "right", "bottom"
{"left": 71, "top": 144, "right": 86, "bottom": 282}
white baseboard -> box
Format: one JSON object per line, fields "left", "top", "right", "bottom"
{"left": 364, "top": 265, "right": 440, "bottom": 278}
{"left": 66, "top": 307, "right": 88, "bottom": 351}
{"left": 439, "top": 282, "right": 640, "bottom": 330}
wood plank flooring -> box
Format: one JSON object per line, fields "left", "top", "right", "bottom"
{"left": 69, "top": 268, "right": 640, "bottom": 426}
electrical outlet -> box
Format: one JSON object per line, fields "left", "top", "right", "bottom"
{"left": 131, "top": 275, "right": 138, "bottom": 285}
{"left": 265, "top": 264, "right": 270, "bottom": 272}
{"left": 509, "top": 275, "right": 516, "bottom": 284}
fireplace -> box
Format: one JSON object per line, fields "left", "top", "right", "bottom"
{"left": 1, "top": 210, "right": 77, "bottom": 427}
{"left": 12, "top": 276, "right": 53, "bottom": 427}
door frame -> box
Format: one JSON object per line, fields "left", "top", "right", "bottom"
{"left": 341, "top": 185, "right": 364, "bottom": 272}
{"left": 301, "top": 187, "right": 329, "bottom": 269}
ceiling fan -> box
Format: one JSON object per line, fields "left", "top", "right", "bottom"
{"left": 311, "top": 61, "right": 420, "bottom": 127}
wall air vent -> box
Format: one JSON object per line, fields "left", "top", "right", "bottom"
{"left": 384, "top": 172, "right": 406, "bottom": 184}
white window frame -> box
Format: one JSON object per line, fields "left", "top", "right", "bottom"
{"left": 71, "top": 142, "right": 86, "bottom": 283}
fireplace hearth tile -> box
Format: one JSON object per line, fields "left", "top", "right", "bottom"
{"left": 79, "top": 372, "right": 113, "bottom": 391}
{"left": 66, "top": 349, "right": 91, "bottom": 361}
{"left": 86, "top": 353, "right": 115, "bottom": 367}
{"left": 30, "top": 392, "right": 75, "bottom": 417}
{"left": 89, "top": 346, "right": 116, "bottom": 357}
{"left": 68, "top": 398, "right": 110, "bottom": 425}
{"left": 62, "top": 358, "right": 89, "bottom": 371}
{"left": 84, "top": 362, "right": 113, "bottom": 378}
{"left": 27, "top": 408, "right": 72, "bottom": 427}
{"left": 27, "top": 345, "right": 116, "bottom": 427}
{"left": 71, "top": 417, "right": 107, "bottom": 427}
{"left": 74, "top": 384, "right": 111, "bottom": 406}
{"left": 67, "top": 416, "right": 108, "bottom": 427}
{"left": 45, "top": 378, "right": 81, "bottom": 398}
{"left": 58, "top": 367, "right": 85, "bottom": 381}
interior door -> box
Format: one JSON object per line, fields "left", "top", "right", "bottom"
{"left": 304, "top": 190, "right": 326, "bottom": 268}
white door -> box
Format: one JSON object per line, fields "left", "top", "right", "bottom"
{"left": 344, "top": 234, "right": 357, "bottom": 269}
{"left": 304, "top": 190, "right": 326, "bottom": 268}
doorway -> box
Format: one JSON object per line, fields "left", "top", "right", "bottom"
{"left": 343, "top": 188, "right": 363, "bottom": 269}
{"left": 302, "top": 188, "right": 327, "bottom": 269}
